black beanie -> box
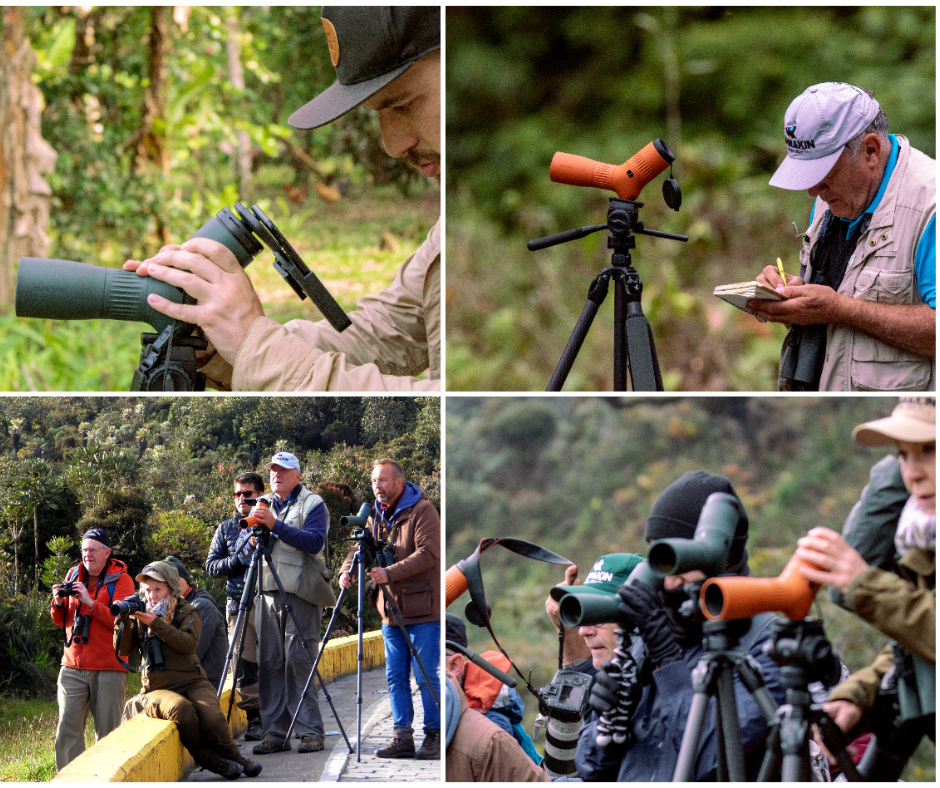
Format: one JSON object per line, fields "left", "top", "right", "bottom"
{"left": 82, "top": 527, "right": 110, "bottom": 547}
{"left": 446, "top": 612, "right": 468, "bottom": 650}
{"left": 645, "top": 471, "right": 749, "bottom": 568}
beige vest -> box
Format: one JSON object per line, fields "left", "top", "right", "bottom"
{"left": 793, "top": 136, "right": 935, "bottom": 391}
{"left": 262, "top": 486, "right": 336, "bottom": 607}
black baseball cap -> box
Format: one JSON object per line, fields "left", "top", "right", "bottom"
{"left": 289, "top": 6, "right": 441, "bottom": 130}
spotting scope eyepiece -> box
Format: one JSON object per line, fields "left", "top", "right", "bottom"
{"left": 341, "top": 503, "right": 372, "bottom": 529}
{"left": 558, "top": 559, "right": 663, "bottom": 628}
{"left": 550, "top": 139, "right": 675, "bottom": 201}
{"left": 647, "top": 492, "right": 743, "bottom": 578}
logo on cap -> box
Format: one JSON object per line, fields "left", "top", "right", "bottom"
{"left": 322, "top": 17, "right": 340, "bottom": 67}
{"left": 785, "top": 124, "right": 797, "bottom": 140}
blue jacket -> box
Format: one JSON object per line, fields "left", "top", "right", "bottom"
{"left": 574, "top": 614, "right": 784, "bottom": 782}
{"left": 205, "top": 515, "right": 254, "bottom": 607}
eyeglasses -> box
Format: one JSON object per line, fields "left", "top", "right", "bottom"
{"left": 233, "top": 490, "right": 259, "bottom": 498}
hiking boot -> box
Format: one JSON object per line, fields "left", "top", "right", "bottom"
{"left": 375, "top": 735, "right": 416, "bottom": 759}
{"left": 232, "top": 752, "right": 263, "bottom": 778}
{"left": 201, "top": 753, "right": 244, "bottom": 780}
{"left": 252, "top": 738, "right": 291, "bottom": 755}
{"left": 297, "top": 735, "right": 325, "bottom": 753}
{"left": 244, "top": 711, "right": 263, "bottom": 742}
{"left": 415, "top": 729, "right": 440, "bottom": 760}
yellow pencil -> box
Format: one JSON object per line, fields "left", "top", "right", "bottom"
{"left": 776, "top": 257, "right": 787, "bottom": 289}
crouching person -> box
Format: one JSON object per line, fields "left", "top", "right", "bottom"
{"left": 115, "top": 560, "right": 261, "bottom": 779}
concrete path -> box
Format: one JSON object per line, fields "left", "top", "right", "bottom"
{"left": 184, "top": 667, "right": 441, "bottom": 782}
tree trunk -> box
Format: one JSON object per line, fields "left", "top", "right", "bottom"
{"left": 0, "top": 8, "right": 58, "bottom": 310}
{"left": 226, "top": 7, "right": 252, "bottom": 199}
{"left": 33, "top": 504, "right": 39, "bottom": 591}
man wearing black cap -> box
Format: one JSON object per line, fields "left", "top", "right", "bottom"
{"left": 123, "top": 7, "right": 441, "bottom": 392}
{"left": 575, "top": 471, "right": 786, "bottom": 782}
{"left": 50, "top": 528, "right": 135, "bottom": 770}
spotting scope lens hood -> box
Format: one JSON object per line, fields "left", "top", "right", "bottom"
{"left": 647, "top": 492, "right": 742, "bottom": 577}
{"left": 341, "top": 503, "right": 372, "bottom": 529}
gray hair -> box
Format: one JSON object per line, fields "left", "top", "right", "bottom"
{"left": 845, "top": 88, "right": 889, "bottom": 159}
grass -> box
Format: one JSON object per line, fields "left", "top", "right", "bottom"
{"left": 0, "top": 673, "right": 143, "bottom": 782}
{"left": 1, "top": 183, "right": 439, "bottom": 392}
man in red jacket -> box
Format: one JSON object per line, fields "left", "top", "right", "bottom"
{"left": 50, "top": 528, "right": 135, "bottom": 770}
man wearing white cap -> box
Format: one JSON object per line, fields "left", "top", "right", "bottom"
{"left": 249, "top": 451, "right": 337, "bottom": 756}
{"left": 749, "top": 82, "right": 935, "bottom": 392}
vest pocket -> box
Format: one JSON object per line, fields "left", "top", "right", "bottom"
{"left": 853, "top": 266, "right": 913, "bottom": 305}
{"left": 851, "top": 332, "right": 933, "bottom": 390}
{"left": 397, "top": 578, "right": 433, "bottom": 619}
{"left": 274, "top": 546, "right": 304, "bottom": 596}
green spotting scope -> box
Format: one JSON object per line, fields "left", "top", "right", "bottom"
{"left": 558, "top": 559, "right": 663, "bottom": 628}
{"left": 15, "top": 203, "right": 350, "bottom": 335}
{"left": 647, "top": 492, "right": 743, "bottom": 577}
{"left": 341, "top": 503, "right": 372, "bottom": 529}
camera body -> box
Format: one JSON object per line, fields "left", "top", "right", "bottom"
{"left": 110, "top": 595, "right": 147, "bottom": 617}
{"left": 539, "top": 668, "right": 593, "bottom": 778}
{"left": 57, "top": 580, "right": 78, "bottom": 598}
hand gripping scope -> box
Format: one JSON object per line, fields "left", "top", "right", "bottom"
{"left": 16, "top": 203, "right": 352, "bottom": 336}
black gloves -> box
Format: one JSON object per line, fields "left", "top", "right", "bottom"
{"left": 588, "top": 659, "right": 622, "bottom": 717}
{"left": 617, "top": 581, "right": 683, "bottom": 667}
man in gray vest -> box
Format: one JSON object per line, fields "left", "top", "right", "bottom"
{"left": 749, "top": 82, "right": 935, "bottom": 392}
{"left": 249, "top": 452, "right": 336, "bottom": 756}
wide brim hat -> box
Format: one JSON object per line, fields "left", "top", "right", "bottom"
{"left": 136, "top": 560, "right": 180, "bottom": 594}
{"left": 853, "top": 397, "right": 936, "bottom": 447}
{"left": 769, "top": 82, "right": 881, "bottom": 191}
{"left": 549, "top": 553, "right": 643, "bottom": 602}
{"left": 289, "top": 6, "right": 441, "bottom": 130}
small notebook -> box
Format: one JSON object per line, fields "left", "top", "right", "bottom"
{"left": 713, "top": 281, "right": 787, "bottom": 322}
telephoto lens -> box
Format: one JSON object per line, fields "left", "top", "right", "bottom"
{"left": 110, "top": 595, "right": 147, "bottom": 617}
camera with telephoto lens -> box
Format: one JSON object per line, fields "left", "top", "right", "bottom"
{"left": 110, "top": 595, "right": 147, "bottom": 617}
{"left": 56, "top": 580, "right": 78, "bottom": 598}
{"left": 538, "top": 669, "right": 593, "bottom": 778}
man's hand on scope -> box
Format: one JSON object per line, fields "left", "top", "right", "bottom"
{"left": 123, "top": 237, "right": 265, "bottom": 364}
{"left": 617, "top": 581, "right": 682, "bottom": 668}
{"left": 248, "top": 501, "right": 276, "bottom": 531}
{"left": 545, "top": 563, "right": 579, "bottom": 629}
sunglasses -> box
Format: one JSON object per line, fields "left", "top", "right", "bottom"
{"left": 234, "top": 490, "right": 260, "bottom": 498}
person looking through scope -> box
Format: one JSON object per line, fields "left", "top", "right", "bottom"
{"left": 749, "top": 82, "right": 935, "bottom": 392}
{"left": 339, "top": 458, "right": 441, "bottom": 759}
{"left": 565, "top": 471, "right": 787, "bottom": 781}
{"left": 794, "top": 396, "right": 935, "bottom": 775}
{"left": 205, "top": 471, "right": 266, "bottom": 741}
{"left": 121, "top": 7, "right": 440, "bottom": 392}
{"left": 50, "top": 528, "right": 135, "bottom": 771}
{"left": 113, "top": 561, "right": 262, "bottom": 779}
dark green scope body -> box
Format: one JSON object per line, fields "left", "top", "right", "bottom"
{"left": 15, "top": 213, "right": 259, "bottom": 334}
{"left": 647, "top": 492, "right": 741, "bottom": 577}
{"left": 341, "top": 503, "right": 372, "bottom": 529}
{"left": 558, "top": 559, "right": 663, "bottom": 628}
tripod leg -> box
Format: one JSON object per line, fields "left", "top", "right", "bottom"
{"left": 673, "top": 659, "right": 716, "bottom": 782}
{"left": 623, "top": 310, "right": 663, "bottom": 391}
{"left": 548, "top": 274, "right": 610, "bottom": 391}
{"left": 716, "top": 666, "right": 746, "bottom": 782}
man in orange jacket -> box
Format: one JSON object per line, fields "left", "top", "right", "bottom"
{"left": 50, "top": 528, "right": 135, "bottom": 770}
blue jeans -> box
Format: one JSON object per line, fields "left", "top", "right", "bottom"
{"left": 382, "top": 621, "right": 440, "bottom": 733}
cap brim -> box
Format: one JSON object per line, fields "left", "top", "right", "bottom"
{"left": 769, "top": 147, "right": 843, "bottom": 190}
{"left": 853, "top": 415, "right": 936, "bottom": 446}
{"left": 289, "top": 63, "right": 411, "bottom": 130}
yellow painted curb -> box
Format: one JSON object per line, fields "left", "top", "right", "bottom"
{"left": 54, "top": 630, "right": 385, "bottom": 782}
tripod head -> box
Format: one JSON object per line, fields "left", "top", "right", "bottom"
{"left": 765, "top": 617, "right": 842, "bottom": 689}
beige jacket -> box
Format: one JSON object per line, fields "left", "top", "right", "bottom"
{"left": 790, "top": 136, "right": 935, "bottom": 391}
{"left": 203, "top": 218, "right": 441, "bottom": 391}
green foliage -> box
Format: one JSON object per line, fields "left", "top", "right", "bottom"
{"left": 446, "top": 7, "right": 935, "bottom": 390}
{"left": 40, "top": 536, "right": 74, "bottom": 590}
{"left": 0, "top": 595, "right": 62, "bottom": 697}
{"left": 148, "top": 509, "right": 214, "bottom": 569}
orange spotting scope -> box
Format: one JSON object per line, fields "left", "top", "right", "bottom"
{"left": 700, "top": 552, "right": 822, "bottom": 622}
{"left": 550, "top": 139, "right": 675, "bottom": 201}
{"left": 445, "top": 562, "right": 469, "bottom": 607}
{"left": 237, "top": 498, "right": 269, "bottom": 529}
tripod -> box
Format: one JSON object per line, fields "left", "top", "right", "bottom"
{"left": 217, "top": 527, "right": 352, "bottom": 754}
{"left": 673, "top": 618, "right": 780, "bottom": 782}
{"left": 340, "top": 527, "right": 441, "bottom": 761}
{"left": 528, "top": 198, "right": 687, "bottom": 391}
{"left": 757, "top": 618, "right": 861, "bottom": 782}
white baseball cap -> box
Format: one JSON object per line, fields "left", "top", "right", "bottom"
{"left": 265, "top": 451, "right": 301, "bottom": 471}
{"left": 769, "top": 82, "right": 881, "bottom": 191}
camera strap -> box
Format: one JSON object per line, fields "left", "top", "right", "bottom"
{"left": 459, "top": 537, "right": 573, "bottom": 700}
